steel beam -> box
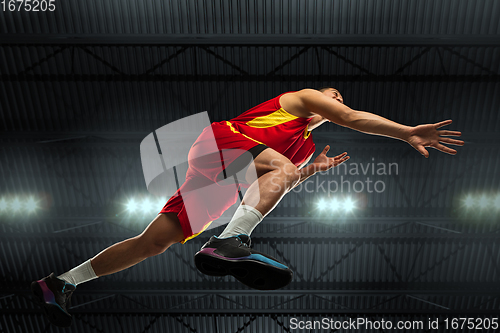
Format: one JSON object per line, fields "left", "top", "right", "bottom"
{"left": 1, "top": 232, "right": 498, "bottom": 242}
{"left": 2, "top": 74, "right": 498, "bottom": 82}
{"left": 2, "top": 309, "right": 500, "bottom": 315}
{"left": 4, "top": 281, "right": 500, "bottom": 296}
{"left": 0, "top": 215, "right": 491, "bottom": 225}
{"left": 1, "top": 34, "right": 499, "bottom": 46}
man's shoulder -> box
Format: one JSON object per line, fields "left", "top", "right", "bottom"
{"left": 282, "top": 89, "right": 320, "bottom": 98}
{"left": 279, "top": 89, "right": 318, "bottom": 118}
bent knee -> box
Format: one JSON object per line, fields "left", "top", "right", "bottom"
{"left": 257, "top": 159, "right": 299, "bottom": 175}
{"left": 282, "top": 163, "right": 300, "bottom": 185}
{"left": 257, "top": 160, "right": 300, "bottom": 187}
{"left": 141, "top": 238, "right": 173, "bottom": 257}
{"left": 137, "top": 232, "right": 180, "bottom": 257}
{"left": 138, "top": 213, "right": 185, "bottom": 257}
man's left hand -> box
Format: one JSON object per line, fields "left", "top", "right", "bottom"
{"left": 311, "top": 146, "right": 349, "bottom": 173}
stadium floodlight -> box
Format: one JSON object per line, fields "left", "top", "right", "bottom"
{"left": 330, "top": 198, "right": 340, "bottom": 211}
{"left": 317, "top": 198, "right": 327, "bottom": 211}
{"left": 127, "top": 199, "right": 137, "bottom": 213}
{"left": 495, "top": 194, "right": 500, "bottom": 208}
{"left": 464, "top": 195, "right": 475, "bottom": 208}
{"left": 11, "top": 198, "right": 22, "bottom": 212}
{"left": 343, "top": 197, "right": 355, "bottom": 212}
{"left": 0, "top": 198, "right": 7, "bottom": 211}
{"left": 25, "top": 197, "right": 37, "bottom": 213}
{"left": 478, "top": 195, "right": 489, "bottom": 209}
{"left": 142, "top": 198, "right": 152, "bottom": 213}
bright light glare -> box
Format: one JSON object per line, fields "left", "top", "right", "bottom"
{"left": 157, "top": 197, "right": 166, "bottom": 209}
{"left": 344, "top": 197, "right": 355, "bottom": 212}
{"left": 142, "top": 199, "right": 152, "bottom": 213}
{"left": 0, "top": 198, "right": 7, "bottom": 210}
{"left": 478, "top": 195, "right": 489, "bottom": 209}
{"left": 126, "top": 199, "right": 137, "bottom": 212}
{"left": 330, "top": 198, "right": 340, "bottom": 211}
{"left": 126, "top": 197, "right": 167, "bottom": 214}
{"left": 495, "top": 195, "right": 500, "bottom": 208}
{"left": 464, "top": 195, "right": 475, "bottom": 208}
{"left": 317, "top": 199, "right": 327, "bottom": 211}
{"left": 25, "top": 197, "right": 37, "bottom": 212}
{"left": 11, "top": 198, "right": 21, "bottom": 212}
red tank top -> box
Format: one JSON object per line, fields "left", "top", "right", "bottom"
{"left": 229, "top": 92, "right": 315, "bottom": 167}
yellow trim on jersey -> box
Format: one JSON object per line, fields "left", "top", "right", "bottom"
{"left": 181, "top": 221, "right": 213, "bottom": 244}
{"left": 180, "top": 121, "right": 271, "bottom": 245}
{"left": 303, "top": 126, "right": 311, "bottom": 139}
{"left": 225, "top": 121, "right": 265, "bottom": 145}
{"left": 245, "top": 108, "right": 298, "bottom": 128}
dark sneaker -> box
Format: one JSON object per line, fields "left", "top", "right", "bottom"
{"left": 194, "top": 234, "right": 293, "bottom": 290}
{"left": 31, "top": 273, "right": 76, "bottom": 327}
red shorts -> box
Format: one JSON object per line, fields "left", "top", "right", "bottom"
{"left": 159, "top": 121, "right": 263, "bottom": 243}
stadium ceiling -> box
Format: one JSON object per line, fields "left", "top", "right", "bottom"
{"left": 1, "top": 0, "right": 499, "bottom": 332}
{"left": 2, "top": 33, "right": 499, "bottom": 46}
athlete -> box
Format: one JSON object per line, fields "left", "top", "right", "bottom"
{"left": 31, "top": 88, "right": 464, "bottom": 327}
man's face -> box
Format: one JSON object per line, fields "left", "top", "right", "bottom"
{"left": 322, "top": 88, "right": 344, "bottom": 104}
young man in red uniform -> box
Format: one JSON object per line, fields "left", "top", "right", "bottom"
{"left": 32, "top": 88, "right": 464, "bottom": 327}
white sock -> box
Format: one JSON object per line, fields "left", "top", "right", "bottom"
{"left": 58, "top": 259, "right": 98, "bottom": 286}
{"left": 218, "top": 205, "right": 264, "bottom": 238}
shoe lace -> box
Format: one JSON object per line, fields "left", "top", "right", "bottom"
{"left": 237, "top": 237, "right": 251, "bottom": 248}
{"left": 61, "top": 284, "right": 75, "bottom": 308}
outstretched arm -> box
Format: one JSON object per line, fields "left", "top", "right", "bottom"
{"left": 295, "top": 89, "right": 464, "bottom": 157}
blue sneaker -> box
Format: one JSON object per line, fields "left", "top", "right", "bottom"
{"left": 194, "top": 234, "right": 293, "bottom": 290}
{"left": 31, "top": 273, "right": 76, "bottom": 327}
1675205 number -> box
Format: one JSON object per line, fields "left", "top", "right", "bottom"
{"left": 2, "top": 0, "right": 55, "bottom": 11}
{"left": 444, "top": 318, "right": 498, "bottom": 330}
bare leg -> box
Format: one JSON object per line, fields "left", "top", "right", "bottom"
{"left": 90, "top": 212, "right": 184, "bottom": 277}
{"left": 32, "top": 212, "right": 185, "bottom": 328}
{"left": 216, "top": 149, "right": 300, "bottom": 238}
{"left": 241, "top": 148, "right": 300, "bottom": 216}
